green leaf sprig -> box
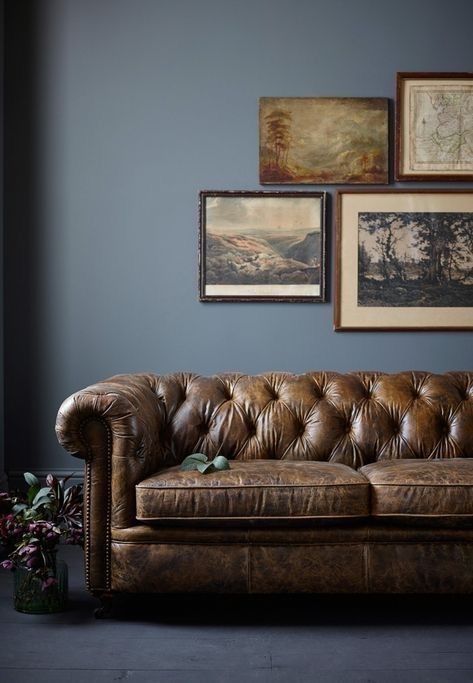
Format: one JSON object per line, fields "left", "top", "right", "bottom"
{"left": 180, "top": 453, "right": 230, "bottom": 474}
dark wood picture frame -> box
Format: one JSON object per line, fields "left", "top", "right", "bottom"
{"left": 335, "top": 189, "right": 473, "bottom": 331}
{"left": 199, "top": 190, "right": 327, "bottom": 302}
{"left": 396, "top": 72, "right": 473, "bottom": 181}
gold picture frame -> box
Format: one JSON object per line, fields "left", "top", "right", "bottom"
{"left": 396, "top": 72, "right": 473, "bottom": 181}
{"left": 335, "top": 189, "right": 473, "bottom": 331}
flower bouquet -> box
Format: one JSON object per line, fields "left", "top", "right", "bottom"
{"left": 0, "top": 472, "right": 83, "bottom": 613}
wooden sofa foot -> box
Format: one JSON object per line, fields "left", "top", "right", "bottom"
{"left": 93, "top": 591, "right": 114, "bottom": 619}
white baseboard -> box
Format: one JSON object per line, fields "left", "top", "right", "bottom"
{"left": 8, "top": 468, "right": 84, "bottom": 489}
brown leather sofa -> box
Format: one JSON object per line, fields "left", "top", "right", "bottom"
{"left": 55, "top": 371, "right": 473, "bottom": 613}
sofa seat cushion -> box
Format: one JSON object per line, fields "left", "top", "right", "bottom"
{"left": 136, "top": 460, "right": 369, "bottom": 521}
{"left": 360, "top": 459, "right": 473, "bottom": 519}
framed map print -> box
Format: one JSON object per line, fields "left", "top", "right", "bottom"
{"left": 396, "top": 72, "right": 473, "bottom": 181}
{"left": 199, "top": 191, "right": 326, "bottom": 302}
{"left": 335, "top": 190, "right": 473, "bottom": 331}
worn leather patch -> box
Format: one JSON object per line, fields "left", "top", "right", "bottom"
{"left": 136, "top": 460, "right": 369, "bottom": 520}
{"left": 361, "top": 459, "right": 473, "bottom": 517}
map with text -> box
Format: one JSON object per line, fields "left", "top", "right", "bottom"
{"left": 410, "top": 85, "right": 473, "bottom": 171}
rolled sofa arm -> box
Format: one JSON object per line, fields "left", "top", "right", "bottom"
{"left": 55, "top": 373, "right": 166, "bottom": 591}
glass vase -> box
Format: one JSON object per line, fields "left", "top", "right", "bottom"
{"left": 13, "top": 555, "right": 68, "bottom": 614}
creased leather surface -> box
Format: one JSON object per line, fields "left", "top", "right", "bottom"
{"left": 111, "top": 540, "right": 473, "bottom": 593}
{"left": 368, "top": 543, "right": 473, "bottom": 593}
{"left": 111, "top": 541, "right": 365, "bottom": 593}
{"left": 145, "top": 371, "right": 473, "bottom": 467}
{"left": 250, "top": 545, "right": 366, "bottom": 593}
{"left": 56, "top": 370, "right": 473, "bottom": 594}
{"left": 136, "top": 461, "right": 369, "bottom": 520}
{"left": 361, "top": 459, "right": 473, "bottom": 517}
{"left": 111, "top": 523, "right": 473, "bottom": 545}
{"left": 56, "top": 371, "right": 473, "bottom": 473}
{"left": 112, "top": 525, "right": 251, "bottom": 544}
{"left": 56, "top": 374, "right": 168, "bottom": 529}
{"left": 111, "top": 542, "right": 248, "bottom": 593}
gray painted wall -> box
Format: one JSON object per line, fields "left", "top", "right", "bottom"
{"left": 4, "top": 0, "right": 473, "bottom": 476}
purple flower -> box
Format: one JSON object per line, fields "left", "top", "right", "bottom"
{"left": 1, "top": 470, "right": 83, "bottom": 581}
{"left": 46, "top": 474, "right": 59, "bottom": 490}
{"left": 19, "top": 544, "right": 37, "bottom": 557}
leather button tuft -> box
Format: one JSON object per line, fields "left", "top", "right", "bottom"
{"left": 221, "top": 386, "right": 233, "bottom": 400}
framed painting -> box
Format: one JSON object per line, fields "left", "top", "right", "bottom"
{"left": 335, "top": 190, "right": 473, "bottom": 331}
{"left": 259, "top": 97, "right": 389, "bottom": 184}
{"left": 396, "top": 72, "right": 473, "bottom": 181}
{"left": 199, "top": 191, "right": 326, "bottom": 302}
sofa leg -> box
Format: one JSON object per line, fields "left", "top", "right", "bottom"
{"left": 93, "top": 591, "right": 114, "bottom": 619}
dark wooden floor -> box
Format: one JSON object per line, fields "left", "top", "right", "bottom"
{"left": 1, "top": 546, "right": 473, "bottom": 682}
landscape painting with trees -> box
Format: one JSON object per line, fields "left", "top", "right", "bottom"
{"left": 200, "top": 192, "right": 325, "bottom": 302}
{"left": 260, "top": 98, "right": 388, "bottom": 184}
{"left": 358, "top": 211, "right": 473, "bottom": 307}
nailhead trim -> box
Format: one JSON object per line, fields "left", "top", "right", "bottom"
{"left": 80, "top": 417, "right": 112, "bottom": 592}
{"left": 84, "top": 459, "right": 91, "bottom": 590}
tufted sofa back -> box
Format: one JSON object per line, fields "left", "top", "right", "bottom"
{"left": 143, "top": 371, "right": 473, "bottom": 469}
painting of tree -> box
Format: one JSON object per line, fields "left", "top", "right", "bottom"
{"left": 260, "top": 98, "right": 388, "bottom": 184}
{"left": 358, "top": 212, "right": 473, "bottom": 307}
{"left": 263, "top": 109, "right": 293, "bottom": 177}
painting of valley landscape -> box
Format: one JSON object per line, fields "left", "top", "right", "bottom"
{"left": 199, "top": 191, "right": 326, "bottom": 301}
{"left": 358, "top": 211, "right": 473, "bottom": 307}
{"left": 260, "top": 97, "right": 388, "bottom": 184}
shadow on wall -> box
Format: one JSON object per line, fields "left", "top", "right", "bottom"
{"left": 4, "top": 3, "right": 43, "bottom": 474}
